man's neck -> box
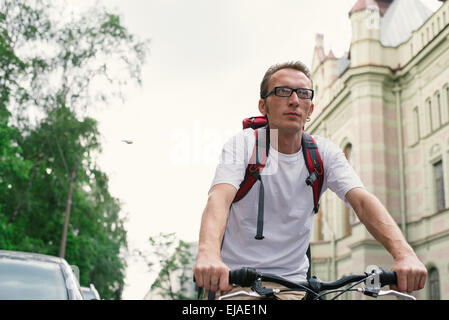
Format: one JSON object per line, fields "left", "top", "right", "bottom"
{"left": 270, "top": 128, "right": 303, "bottom": 154}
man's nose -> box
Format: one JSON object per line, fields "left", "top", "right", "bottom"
{"left": 288, "top": 91, "right": 301, "bottom": 106}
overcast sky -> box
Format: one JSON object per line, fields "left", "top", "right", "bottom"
{"left": 66, "top": 0, "right": 443, "bottom": 300}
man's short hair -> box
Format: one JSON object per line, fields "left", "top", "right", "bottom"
{"left": 260, "top": 61, "right": 313, "bottom": 99}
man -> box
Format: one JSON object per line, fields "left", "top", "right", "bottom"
{"left": 194, "top": 61, "right": 427, "bottom": 300}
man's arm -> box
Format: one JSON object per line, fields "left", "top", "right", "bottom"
{"left": 346, "top": 187, "right": 427, "bottom": 293}
{"left": 194, "top": 183, "right": 236, "bottom": 294}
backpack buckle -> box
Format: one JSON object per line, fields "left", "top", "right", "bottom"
{"left": 305, "top": 171, "right": 318, "bottom": 186}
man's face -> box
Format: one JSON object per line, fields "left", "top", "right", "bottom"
{"left": 259, "top": 68, "right": 314, "bottom": 134}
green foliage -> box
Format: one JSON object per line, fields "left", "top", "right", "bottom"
{"left": 0, "top": 0, "right": 149, "bottom": 300}
{"left": 148, "top": 233, "right": 196, "bottom": 300}
{"left": 1, "top": 0, "right": 149, "bottom": 124}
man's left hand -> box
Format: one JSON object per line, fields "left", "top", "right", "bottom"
{"left": 391, "top": 253, "right": 427, "bottom": 293}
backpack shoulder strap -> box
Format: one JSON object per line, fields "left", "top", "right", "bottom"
{"left": 301, "top": 131, "right": 324, "bottom": 214}
{"left": 233, "top": 126, "right": 269, "bottom": 240}
{"left": 302, "top": 132, "right": 324, "bottom": 281}
{"left": 233, "top": 126, "right": 268, "bottom": 203}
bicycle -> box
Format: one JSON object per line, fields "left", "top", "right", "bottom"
{"left": 216, "top": 265, "right": 416, "bottom": 300}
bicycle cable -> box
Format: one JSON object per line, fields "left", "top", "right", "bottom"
{"left": 276, "top": 286, "right": 320, "bottom": 299}
{"left": 271, "top": 274, "right": 372, "bottom": 300}
{"left": 259, "top": 274, "right": 321, "bottom": 298}
{"left": 313, "top": 288, "right": 360, "bottom": 299}
{"left": 328, "top": 274, "right": 371, "bottom": 300}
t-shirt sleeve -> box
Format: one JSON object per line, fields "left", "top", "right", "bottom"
{"left": 209, "top": 129, "right": 254, "bottom": 193}
{"left": 321, "top": 138, "right": 364, "bottom": 208}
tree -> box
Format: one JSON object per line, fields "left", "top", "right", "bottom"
{"left": 0, "top": 0, "right": 149, "bottom": 299}
{"left": 148, "top": 233, "right": 197, "bottom": 300}
{"left": 0, "top": 116, "right": 32, "bottom": 249}
{"left": 1, "top": 106, "right": 128, "bottom": 299}
{"left": 1, "top": 0, "right": 149, "bottom": 124}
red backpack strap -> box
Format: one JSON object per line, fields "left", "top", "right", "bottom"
{"left": 233, "top": 127, "right": 268, "bottom": 202}
{"left": 233, "top": 126, "right": 269, "bottom": 240}
{"left": 301, "top": 132, "right": 324, "bottom": 214}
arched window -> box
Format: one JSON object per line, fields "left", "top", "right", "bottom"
{"left": 446, "top": 85, "right": 449, "bottom": 121}
{"left": 344, "top": 143, "right": 353, "bottom": 163}
{"left": 428, "top": 267, "right": 440, "bottom": 300}
{"left": 433, "top": 160, "right": 446, "bottom": 211}
{"left": 435, "top": 91, "right": 442, "bottom": 129}
{"left": 413, "top": 106, "right": 420, "bottom": 143}
{"left": 427, "top": 98, "right": 433, "bottom": 133}
{"left": 344, "top": 143, "right": 355, "bottom": 236}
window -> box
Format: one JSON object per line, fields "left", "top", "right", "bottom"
{"left": 428, "top": 267, "right": 440, "bottom": 300}
{"left": 434, "top": 160, "right": 445, "bottom": 211}
{"left": 344, "top": 143, "right": 353, "bottom": 164}
{"left": 436, "top": 92, "right": 442, "bottom": 129}
{"left": 317, "top": 207, "right": 324, "bottom": 241}
{"left": 413, "top": 106, "right": 420, "bottom": 142}
{"left": 0, "top": 259, "right": 68, "bottom": 300}
{"left": 427, "top": 99, "right": 433, "bottom": 132}
{"left": 447, "top": 86, "right": 449, "bottom": 119}
{"left": 344, "top": 143, "right": 355, "bottom": 236}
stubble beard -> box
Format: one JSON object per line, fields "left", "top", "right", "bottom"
{"left": 264, "top": 102, "right": 307, "bottom": 135}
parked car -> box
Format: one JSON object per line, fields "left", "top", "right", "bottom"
{"left": 80, "top": 283, "right": 101, "bottom": 300}
{"left": 0, "top": 250, "right": 83, "bottom": 300}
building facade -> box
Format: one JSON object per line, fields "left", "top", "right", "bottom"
{"left": 308, "top": 0, "right": 449, "bottom": 299}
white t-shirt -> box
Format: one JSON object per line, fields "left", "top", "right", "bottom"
{"left": 210, "top": 127, "right": 364, "bottom": 282}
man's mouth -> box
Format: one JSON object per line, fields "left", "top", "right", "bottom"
{"left": 284, "top": 112, "right": 301, "bottom": 117}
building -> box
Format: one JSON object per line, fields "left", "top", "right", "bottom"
{"left": 308, "top": 0, "right": 449, "bottom": 299}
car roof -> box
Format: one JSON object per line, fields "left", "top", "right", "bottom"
{"left": 0, "top": 250, "right": 65, "bottom": 264}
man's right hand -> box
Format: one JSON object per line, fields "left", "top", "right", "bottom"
{"left": 194, "top": 183, "right": 237, "bottom": 295}
{"left": 194, "top": 251, "right": 232, "bottom": 294}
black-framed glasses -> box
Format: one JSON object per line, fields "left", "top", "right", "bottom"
{"left": 263, "top": 86, "right": 314, "bottom": 100}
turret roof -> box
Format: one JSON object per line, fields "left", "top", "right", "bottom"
{"left": 349, "top": 0, "right": 393, "bottom": 16}
{"left": 380, "top": 0, "right": 433, "bottom": 46}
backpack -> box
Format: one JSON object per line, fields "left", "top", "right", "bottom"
{"left": 232, "top": 116, "right": 324, "bottom": 279}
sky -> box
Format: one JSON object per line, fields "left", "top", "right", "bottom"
{"left": 65, "top": 0, "right": 443, "bottom": 300}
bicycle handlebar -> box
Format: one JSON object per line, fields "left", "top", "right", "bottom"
{"left": 228, "top": 266, "right": 397, "bottom": 293}
{"left": 378, "top": 268, "right": 398, "bottom": 287}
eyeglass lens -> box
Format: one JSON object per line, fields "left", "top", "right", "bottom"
{"left": 275, "top": 87, "right": 312, "bottom": 99}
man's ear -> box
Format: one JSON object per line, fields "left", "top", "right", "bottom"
{"left": 258, "top": 99, "right": 267, "bottom": 116}
{"left": 308, "top": 103, "right": 314, "bottom": 118}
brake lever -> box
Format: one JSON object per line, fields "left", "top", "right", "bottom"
{"left": 362, "top": 265, "right": 416, "bottom": 300}
{"left": 252, "top": 277, "right": 278, "bottom": 298}
{"left": 357, "top": 288, "right": 416, "bottom": 300}
{"left": 377, "top": 290, "right": 416, "bottom": 300}
{"left": 219, "top": 276, "right": 281, "bottom": 300}
{"left": 218, "top": 290, "right": 261, "bottom": 300}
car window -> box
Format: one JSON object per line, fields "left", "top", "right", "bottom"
{"left": 81, "top": 288, "right": 96, "bottom": 300}
{"left": 0, "top": 258, "right": 68, "bottom": 300}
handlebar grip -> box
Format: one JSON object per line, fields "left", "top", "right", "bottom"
{"left": 229, "top": 267, "right": 259, "bottom": 287}
{"left": 379, "top": 268, "right": 397, "bottom": 287}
